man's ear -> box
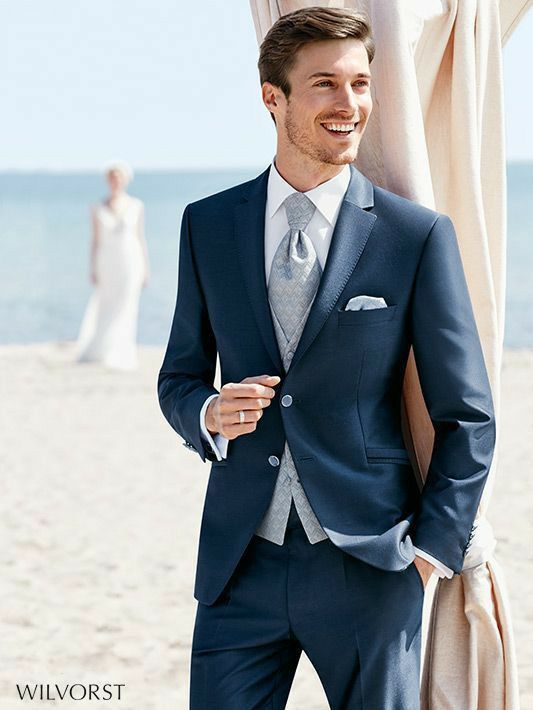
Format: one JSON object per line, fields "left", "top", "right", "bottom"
{"left": 261, "top": 82, "right": 283, "bottom": 121}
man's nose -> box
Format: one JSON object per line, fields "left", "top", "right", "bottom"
{"left": 334, "top": 85, "right": 359, "bottom": 115}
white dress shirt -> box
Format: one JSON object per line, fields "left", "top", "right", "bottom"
{"left": 198, "top": 159, "right": 453, "bottom": 579}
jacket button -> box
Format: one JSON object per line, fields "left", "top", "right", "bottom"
{"left": 281, "top": 394, "right": 293, "bottom": 407}
{"left": 268, "top": 455, "right": 280, "bottom": 467}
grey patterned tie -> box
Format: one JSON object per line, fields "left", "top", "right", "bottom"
{"left": 255, "top": 192, "right": 328, "bottom": 545}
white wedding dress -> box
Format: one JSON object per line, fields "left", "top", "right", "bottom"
{"left": 75, "top": 197, "right": 145, "bottom": 370}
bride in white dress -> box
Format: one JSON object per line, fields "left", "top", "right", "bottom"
{"left": 75, "top": 161, "right": 150, "bottom": 370}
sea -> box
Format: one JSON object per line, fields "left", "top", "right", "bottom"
{"left": 0, "top": 164, "right": 531, "bottom": 347}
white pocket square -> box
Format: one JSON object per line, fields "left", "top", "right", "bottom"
{"left": 344, "top": 295, "right": 388, "bottom": 311}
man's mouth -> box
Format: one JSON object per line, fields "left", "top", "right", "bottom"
{"left": 321, "top": 121, "right": 359, "bottom": 136}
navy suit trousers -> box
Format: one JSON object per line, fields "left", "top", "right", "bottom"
{"left": 190, "top": 500, "right": 425, "bottom": 709}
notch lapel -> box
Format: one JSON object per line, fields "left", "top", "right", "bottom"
{"left": 233, "top": 163, "right": 377, "bottom": 376}
{"left": 234, "top": 166, "right": 284, "bottom": 373}
{"left": 289, "top": 164, "right": 377, "bottom": 372}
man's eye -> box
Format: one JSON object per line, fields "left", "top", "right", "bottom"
{"left": 315, "top": 80, "right": 369, "bottom": 88}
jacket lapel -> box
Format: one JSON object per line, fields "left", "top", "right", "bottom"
{"left": 234, "top": 166, "right": 284, "bottom": 373}
{"left": 234, "top": 163, "right": 377, "bottom": 375}
{"left": 289, "top": 165, "right": 377, "bottom": 371}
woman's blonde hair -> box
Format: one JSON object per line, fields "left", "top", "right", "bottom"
{"left": 105, "top": 159, "right": 134, "bottom": 183}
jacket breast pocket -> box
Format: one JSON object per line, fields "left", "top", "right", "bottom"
{"left": 337, "top": 304, "right": 397, "bottom": 327}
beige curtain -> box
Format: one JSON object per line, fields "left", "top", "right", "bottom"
{"left": 249, "top": 1, "right": 530, "bottom": 707}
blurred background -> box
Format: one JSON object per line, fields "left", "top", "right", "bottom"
{"left": 0, "top": 3, "right": 531, "bottom": 709}
{"left": 1, "top": 2, "right": 532, "bottom": 348}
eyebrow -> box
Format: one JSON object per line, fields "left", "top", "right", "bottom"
{"left": 307, "top": 71, "right": 371, "bottom": 80}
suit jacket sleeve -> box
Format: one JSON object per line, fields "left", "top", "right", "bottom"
{"left": 158, "top": 204, "right": 220, "bottom": 463}
{"left": 409, "top": 214, "right": 496, "bottom": 573}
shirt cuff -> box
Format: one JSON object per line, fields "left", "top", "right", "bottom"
{"left": 199, "top": 394, "right": 229, "bottom": 461}
{"left": 413, "top": 546, "right": 454, "bottom": 578}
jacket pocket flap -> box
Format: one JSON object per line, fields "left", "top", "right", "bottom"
{"left": 366, "top": 447, "right": 411, "bottom": 463}
{"left": 337, "top": 304, "right": 397, "bottom": 326}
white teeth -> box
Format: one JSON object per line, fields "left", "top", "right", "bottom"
{"left": 323, "top": 123, "right": 355, "bottom": 132}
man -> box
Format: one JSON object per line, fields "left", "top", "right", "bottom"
{"left": 158, "top": 7, "right": 496, "bottom": 709}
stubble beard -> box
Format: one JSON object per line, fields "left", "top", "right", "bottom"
{"left": 284, "top": 101, "right": 359, "bottom": 167}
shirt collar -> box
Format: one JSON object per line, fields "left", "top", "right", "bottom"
{"left": 267, "top": 158, "right": 351, "bottom": 225}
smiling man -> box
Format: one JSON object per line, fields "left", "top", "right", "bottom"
{"left": 158, "top": 7, "right": 496, "bottom": 709}
{"left": 265, "top": 29, "right": 373, "bottom": 185}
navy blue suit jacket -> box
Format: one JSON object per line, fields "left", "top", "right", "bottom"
{"left": 158, "top": 164, "right": 496, "bottom": 606}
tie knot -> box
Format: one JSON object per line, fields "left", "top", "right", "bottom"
{"left": 283, "top": 192, "right": 315, "bottom": 231}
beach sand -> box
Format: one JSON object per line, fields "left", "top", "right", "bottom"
{"left": 0, "top": 343, "right": 531, "bottom": 709}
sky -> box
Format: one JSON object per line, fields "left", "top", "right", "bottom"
{"left": 1, "top": 1, "right": 531, "bottom": 171}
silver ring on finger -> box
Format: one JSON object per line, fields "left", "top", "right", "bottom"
{"left": 239, "top": 410, "right": 245, "bottom": 424}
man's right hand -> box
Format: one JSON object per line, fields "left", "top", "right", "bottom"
{"left": 205, "top": 374, "right": 281, "bottom": 440}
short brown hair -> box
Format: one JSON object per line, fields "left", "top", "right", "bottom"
{"left": 258, "top": 6, "right": 374, "bottom": 101}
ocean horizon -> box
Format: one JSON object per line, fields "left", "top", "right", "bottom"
{"left": 1, "top": 163, "right": 531, "bottom": 347}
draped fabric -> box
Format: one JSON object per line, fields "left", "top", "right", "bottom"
{"left": 249, "top": 1, "right": 530, "bottom": 707}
